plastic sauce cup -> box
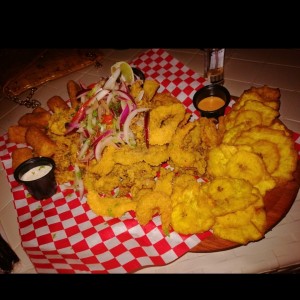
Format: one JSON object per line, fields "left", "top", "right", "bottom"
{"left": 14, "top": 157, "right": 57, "bottom": 200}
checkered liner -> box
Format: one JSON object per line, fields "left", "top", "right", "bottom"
{"left": 0, "top": 49, "right": 214, "bottom": 274}
{"left": 131, "top": 48, "right": 207, "bottom": 121}
{"left": 1, "top": 49, "right": 300, "bottom": 273}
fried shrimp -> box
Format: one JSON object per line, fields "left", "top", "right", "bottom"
{"left": 135, "top": 191, "right": 172, "bottom": 234}
{"left": 149, "top": 103, "right": 186, "bottom": 145}
{"left": 87, "top": 190, "right": 137, "bottom": 218}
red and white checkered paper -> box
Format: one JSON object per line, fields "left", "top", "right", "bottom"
{"left": 1, "top": 49, "right": 300, "bottom": 274}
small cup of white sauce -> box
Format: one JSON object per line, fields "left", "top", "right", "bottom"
{"left": 14, "top": 157, "right": 57, "bottom": 200}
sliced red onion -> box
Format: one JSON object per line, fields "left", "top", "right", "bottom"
{"left": 115, "top": 89, "right": 135, "bottom": 102}
{"left": 95, "top": 89, "right": 110, "bottom": 101}
{"left": 135, "top": 90, "right": 145, "bottom": 102}
{"left": 104, "top": 68, "right": 121, "bottom": 90}
{"left": 92, "top": 129, "right": 113, "bottom": 148}
{"left": 78, "top": 138, "right": 91, "bottom": 160}
{"left": 94, "top": 135, "right": 117, "bottom": 161}
{"left": 119, "top": 104, "right": 130, "bottom": 127}
{"left": 123, "top": 108, "right": 150, "bottom": 145}
{"left": 79, "top": 149, "right": 95, "bottom": 162}
{"left": 65, "top": 95, "right": 98, "bottom": 134}
{"left": 144, "top": 110, "right": 150, "bottom": 148}
{"left": 106, "top": 92, "right": 113, "bottom": 107}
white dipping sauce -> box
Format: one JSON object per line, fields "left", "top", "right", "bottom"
{"left": 21, "top": 165, "right": 52, "bottom": 181}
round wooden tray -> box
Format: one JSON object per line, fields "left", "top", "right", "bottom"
{"left": 190, "top": 159, "right": 300, "bottom": 253}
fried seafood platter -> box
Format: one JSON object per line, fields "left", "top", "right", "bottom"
{"left": 8, "top": 63, "right": 299, "bottom": 251}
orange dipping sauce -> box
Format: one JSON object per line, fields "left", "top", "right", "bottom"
{"left": 197, "top": 96, "right": 225, "bottom": 111}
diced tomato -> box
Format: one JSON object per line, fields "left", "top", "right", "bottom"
{"left": 102, "top": 114, "right": 113, "bottom": 125}
{"left": 87, "top": 82, "right": 97, "bottom": 89}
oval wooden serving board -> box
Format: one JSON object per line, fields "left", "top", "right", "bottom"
{"left": 190, "top": 159, "right": 300, "bottom": 253}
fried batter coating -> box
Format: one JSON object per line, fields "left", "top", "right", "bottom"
{"left": 141, "top": 80, "right": 160, "bottom": 105}
{"left": 8, "top": 125, "right": 28, "bottom": 144}
{"left": 135, "top": 191, "right": 172, "bottom": 234}
{"left": 154, "top": 170, "right": 175, "bottom": 196}
{"left": 168, "top": 120, "right": 207, "bottom": 176}
{"left": 87, "top": 190, "right": 136, "bottom": 218}
{"left": 25, "top": 126, "right": 56, "bottom": 157}
{"left": 47, "top": 95, "right": 70, "bottom": 113}
{"left": 87, "top": 146, "right": 117, "bottom": 177}
{"left": 11, "top": 77, "right": 296, "bottom": 246}
{"left": 11, "top": 147, "right": 33, "bottom": 169}
{"left": 143, "top": 145, "right": 170, "bottom": 166}
{"left": 151, "top": 92, "right": 182, "bottom": 107}
{"left": 113, "top": 145, "right": 144, "bottom": 165}
{"left": 149, "top": 103, "right": 186, "bottom": 145}
{"left": 49, "top": 133, "right": 80, "bottom": 184}
{"left": 18, "top": 111, "right": 51, "bottom": 129}
{"left": 48, "top": 107, "right": 75, "bottom": 136}
{"left": 126, "top": 162, "right": 158, "bottom": 197}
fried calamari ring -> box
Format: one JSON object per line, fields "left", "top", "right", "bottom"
{"left": 149, "top": 103, "right": 186, "bottom": 145}
{"left": 135, "top": 191, "right": 172, "bottom": 234}
{"left": 168, "top": 120, "right": 207, "bottom": 176}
